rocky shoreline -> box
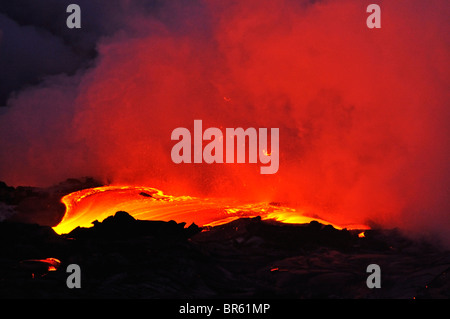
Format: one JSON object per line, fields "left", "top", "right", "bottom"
{"left": 0, "top": 210, "right": 449, "bottom": 299}
{"left": 0, "top": 178, "right": 449, "bottom": 299}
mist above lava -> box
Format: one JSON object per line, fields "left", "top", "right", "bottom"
{"left": 0, "top": 1, "right": 449, "bottom": 244}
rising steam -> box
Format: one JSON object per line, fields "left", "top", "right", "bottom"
{"left": 0, "top": 0, "right": 449, "bottom": 243}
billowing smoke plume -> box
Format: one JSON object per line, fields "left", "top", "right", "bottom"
{"left": 0, "top": 1, "right": 449, "bottom": 243}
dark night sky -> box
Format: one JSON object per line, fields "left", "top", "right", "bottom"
{"left": 0, "top": 0, "right": 170, "bottom": 105}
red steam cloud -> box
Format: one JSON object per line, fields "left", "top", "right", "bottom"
{"left": 0, "top": 1, "right": 449, "bottom": 243}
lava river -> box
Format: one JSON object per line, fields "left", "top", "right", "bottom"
{"left": 52, "top": 186, "right": 368, "bottom": 235}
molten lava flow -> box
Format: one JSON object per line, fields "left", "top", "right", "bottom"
{"left": 53, "top": 186, "right": 369, "bottom": 235}
{"left": 19, "top": 258, "right": 61, "bottom": 278}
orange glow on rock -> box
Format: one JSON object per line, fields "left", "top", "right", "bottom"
{"left": 262, "top": 149, "right": 271, "bottom": 156}
{"left": 19, "top": 257, "right": 61, "bottom": 277}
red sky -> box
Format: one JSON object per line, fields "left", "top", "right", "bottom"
{"left": 0, "top": 0, "right": 449, "bottom": 243}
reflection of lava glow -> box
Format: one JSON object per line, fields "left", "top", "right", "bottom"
{"left": 53, "top": 186, "right": 369, "bottom": 235}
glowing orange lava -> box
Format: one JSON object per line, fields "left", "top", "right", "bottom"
{"left": 53, "top": 186, "right": 369, "bottom": 235}
{"left": 19, "top": 257, "right": 61, "bottom": 278}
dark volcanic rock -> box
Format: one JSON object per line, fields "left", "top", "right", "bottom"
{"left": 67, "top": 211, "right": 202, "bottom": 240}
{"left": 0, "top": 213, "right": 449, "bottom": 299}
{"left": 0, "top": 177, "right": 103, "bottom": 226}
{"left": 139, "top": 191, "right": 153, "bottom": 197}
